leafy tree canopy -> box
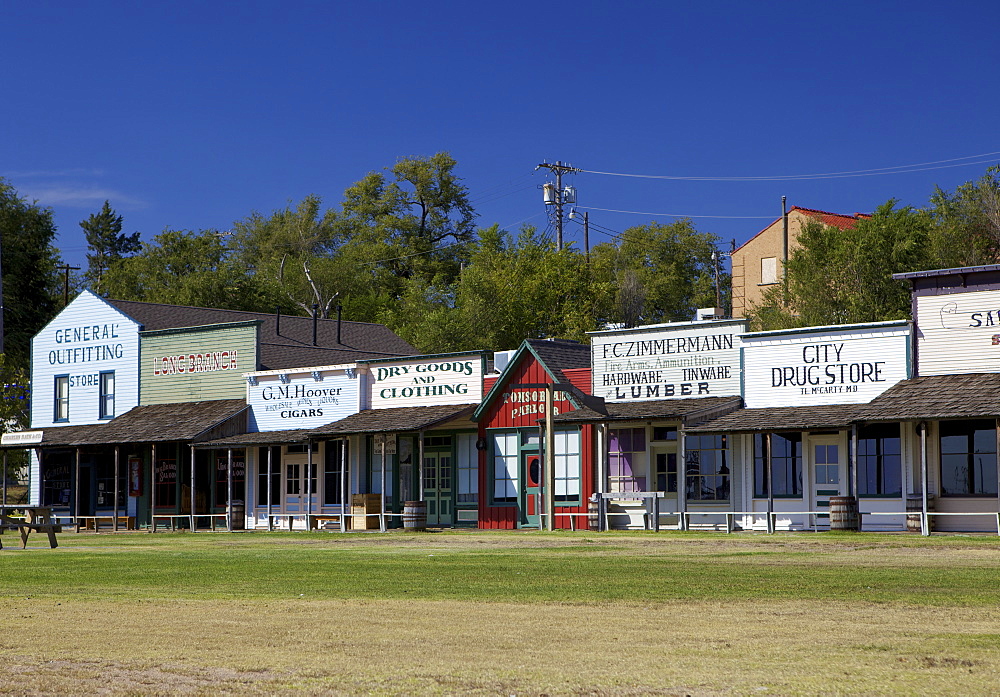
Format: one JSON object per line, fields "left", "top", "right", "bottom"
{"left": 0, "top": 179, "right": 61, "bottom": 366}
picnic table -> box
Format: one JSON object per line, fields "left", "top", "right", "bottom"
{"left": 0, "top": 506, "right": 59, "bottom": 549}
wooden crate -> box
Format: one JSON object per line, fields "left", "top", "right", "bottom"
{"left": 351, "top": 494, "right": 382, "bottom": 530}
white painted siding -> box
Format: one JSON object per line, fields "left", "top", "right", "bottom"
{"left": 365, "top": 353, "right": 485, "bottom": 410}
{"left": 590, "top": 320, "right": 745, "bottom": 402}
{"left": 247, "top": 364, "right": 362, "bottom": 431}
{"left": 742, "top": 323, "right": 910, "bottom": 408}
{"left": 915, "top": 289, "right": 1000, "bottom": 375}
{"left": 30, "top": 290, "right": 141, "bottom": 428}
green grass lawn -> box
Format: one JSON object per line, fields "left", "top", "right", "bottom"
{"left": 2, "top": 530, "right": 999, "bottom": 695}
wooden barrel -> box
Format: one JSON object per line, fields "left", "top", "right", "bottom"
{"left": 906, "top": 496, "right": 934, "bottom": 533}
{"left": 402, "top": 501, "right": 427, "bottom": 531}
{"left": 829, "top": 496, "right": 859, "bottom": 531}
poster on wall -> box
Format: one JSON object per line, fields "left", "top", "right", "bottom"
{"left": 590, "top": 321, "right": 745, "bottom": 402}
{"left": 128, "top": 458, "right": 143, "bottom": 497}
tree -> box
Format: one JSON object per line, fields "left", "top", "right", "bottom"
{"left": 230, "top": 195, "right": 351, "bottom": 318}
{"left": 0, "top": 179, "right": 61, "bottom": 366}
{"left": 80, "top": 200, "right": 140, "bottom": 293}
{"left": 589, "top": 220, "right": 724, "bottom": 327}
{"left": 749, "top": 202, "right": 935, "bottom": 330}
{"left": 101, "top": 228, "right": 282, "bottom": 311}
{"left": 929, "top": 166, "right": 1000, "bottom": 266}
{"left": 337, "top": 152, "right": 476, "bottom": 288}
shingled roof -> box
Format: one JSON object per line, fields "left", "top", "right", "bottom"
{"left": 525, "top": 339, "right": 591, "bottom": 384}
{"left": 310, "top": 404, "right": 477, "bottom": 436}
{"left": 689, "top": 404, "right": 859, "bottom": 433}
{"left": 853, "top": 374, "right": 1000, "bottom": 423}
{"left": 552, "top": 396, "right": 742, "bottom": 425}
{"left": 105, "top": 299, "right": 417, "bottom": 369}
{"left": 79, "top": 399, "right": 248, "bottom": 445}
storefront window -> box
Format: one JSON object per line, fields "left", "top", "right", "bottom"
{"left": 155, "top": 458, "right": 177, "bottom": 507}
{"left": 553, "top": 429, "right": 581, "bottom": 503}
{"left": 753, "top": 433, "right": 802, "bottom": 498}
{"left": 256, "top": 446, "right": 281, "bottom": 506}
{"left": 858, "top": 424, "right": 901, "bottom": 496}
{"left": 324, "top": 440, "right": 347, "bottom": 505}
{"left": 456, "top": 433, "right": 478, "bottom": 504}
{"left": 609, "top": 427, "right": 646, "bottom": 492}
{"left": 214, "top": 454, "right": 246, "bottom": 506}
{"left": 685, "top": 434, "right": 729, "bottom": 502}
{"left": 940, "top": 420, "right": 998, "bottom": 496}
{"left": 492, "top": 432, "right": 518, "bottom": 503}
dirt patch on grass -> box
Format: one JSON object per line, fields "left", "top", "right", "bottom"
{"left": 1, "top": 598, "right": 999, "bottom": 695}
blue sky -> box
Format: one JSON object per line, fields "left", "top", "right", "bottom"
{"left": 4, "top": 1, "right": 999, "bottom": 271}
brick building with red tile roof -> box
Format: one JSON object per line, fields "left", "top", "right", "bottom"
{"left": 730, "top": 206, "right": 870, "bottom": 319}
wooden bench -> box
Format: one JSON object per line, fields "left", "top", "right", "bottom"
{"left": 309, "top": 514, "right": 344, "bottom": 530}
{"left": 74, "top": 515, "right": 136, "bottom": 532}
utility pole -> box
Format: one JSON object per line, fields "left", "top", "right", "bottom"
{"left": 57, "top": 264, "right": 81, "bottom": 307}
{"left": 537, "top": 161, "right": 580, "bottom": 251}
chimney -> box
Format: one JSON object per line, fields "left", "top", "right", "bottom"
{"left": 312, "top": 304, "right": 318, "bottom": 346}
{"left": 275, "top": 307, "right": 281, "bottom": 336}
{"left": 337, "top": 304, "right": 343, "bottom": 344}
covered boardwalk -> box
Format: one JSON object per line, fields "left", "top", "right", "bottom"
{"left": 552, "top": 396, "right": 743, "bottom": 530}
{"left": 853, "top": 373, "right": 1000, "bottom": 534}
{"left": 195, "top": 403, "right": 479, "bottom": 531}
{"left": 21, "top": 399, "right": 249, "bottom": 531}
{"left": 690, "top": 404, "right": 862, "bottom": 532}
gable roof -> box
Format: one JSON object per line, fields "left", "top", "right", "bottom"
{"left": 735, "top": 206, "right": 871, "bottom": 253}
{"left": 104, "top": 299, "right": 417, "bottom": 370}
{"left": 473, "top": 339, "right": 592, "bottom": 421}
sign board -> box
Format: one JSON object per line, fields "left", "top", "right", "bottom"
{"left": 590, "top": 321, "right": 745, "bottom": 402}
{"left": 247, "top": 364, "right": 360, "bottom": 432}
{"left": 373, "top": 434, "right": 385, "bottom": 455}
{"left": 741, "top": 322, "right": 910, "bottom": 408}
{"left": 141, "top": 322, "right": 259, "bottom": 404}
{"left": 915, "top": 289, "right": 1000, "bottom": 375}
{"left": 1, "top": 431, "right": 43, "bottom": 445}
{"left": 365, "top": 352, "right": 485, "bottom": 410}
{"left": 30, "top": 290, "right": 141, "bottom": 427}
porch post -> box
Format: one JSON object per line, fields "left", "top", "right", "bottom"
{"left": 849, "top": 425, "right": 858, "bottom": 499}
{"left": 306, "top": 440, "right": 313, "bottom": 529}
{"left": 189, "top": 445, "right": 196, "bottom": 532}
{"left": 3, "top": 450, "right": 7, "bottom": 507}
{"left": 113, "top": 446, "right": 120, "bottom": 531}
{"left": 267, "top": 445, "right": 274, "bottom": 531}
{"left": 380, "top": 438, "right": 387, "bottom": 532}
{"left": 74, "top": 446, "right": 81, "bottom": 524}
{"left": 920, "top": 422, "right": 929, "bottom": 537}
{"left": 340, "top": 438, "right": 347, "bottom": 533}
{"left": 418, "top": 432, "right": 425, "bottom": 502}
{"left": 150, "top": 443, "right": 157, "bottom": 533}
{"left": 544, "top": 384, "right": 555, "bottom": 532}
{"left": 227, "top": 447, "right": 233, "bottom": 532}
{"left": 678, "top": 425, "right": 687, "bottom": 531}
{"left": 766, "top": 433, "right": 774, "bottom": 534}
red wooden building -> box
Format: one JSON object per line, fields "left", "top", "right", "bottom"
{"left": 474, "top": 339, "right": 597, "bottom": 529}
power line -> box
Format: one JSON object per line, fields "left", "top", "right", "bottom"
{"left": 577, "top": 205, "right": 774, "bottom": 219}
{"left": 578, "top": 151, "right": 1000, "bottom": 182}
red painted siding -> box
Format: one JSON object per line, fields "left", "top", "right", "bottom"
{"left": 477, "top": 353, "right": 595, "bottom": 530}
{"left": 561, "top": 367, "right": 592, "bottom": 394}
